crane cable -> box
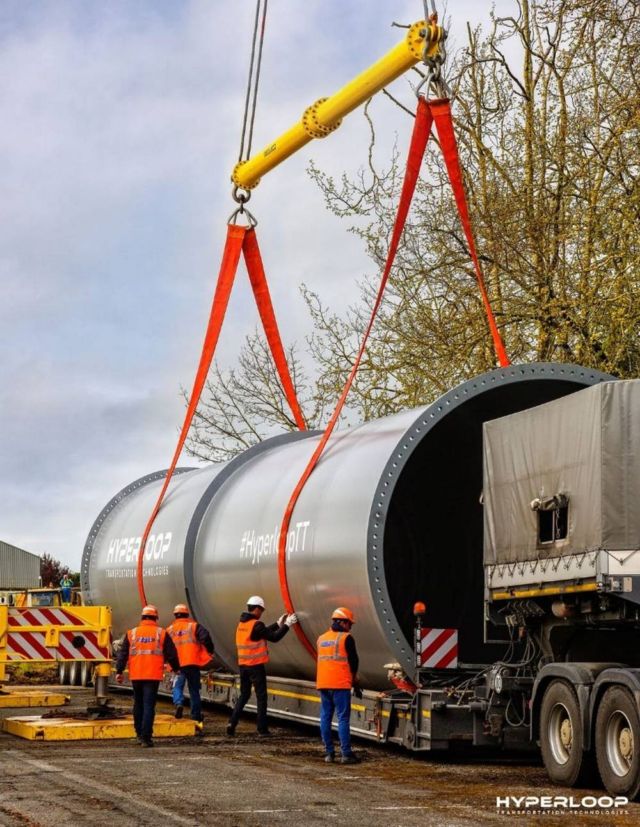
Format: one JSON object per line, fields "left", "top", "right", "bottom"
{"left": 238, "top": 0, "right": 268, "bottom": 166}
{"left": 135, "top": 0, "right": 308, "bottom": 608}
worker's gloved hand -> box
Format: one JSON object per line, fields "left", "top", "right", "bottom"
{"left": 278, "top": 613, "right": 287, "bottom": 627}
{"left": 353, "top": 684, "right": 363, "bottom": 700}
{"left": 285, "top": 613, "right": 298, "bottom": 626}
{"left": 115, "top": 673, "right": 124, "bottom": 685}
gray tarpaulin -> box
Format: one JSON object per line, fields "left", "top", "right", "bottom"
{"left": 483, "top": 380, "right": 640, "bottom": 565}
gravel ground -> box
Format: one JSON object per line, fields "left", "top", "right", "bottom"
{"left": 0, "top": 686, "right": 638, "bottom": 827}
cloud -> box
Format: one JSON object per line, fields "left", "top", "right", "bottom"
{"left": 0, "top": 0, "right": 508, "bottom": 568}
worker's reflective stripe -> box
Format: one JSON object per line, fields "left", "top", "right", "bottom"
{"left": 317, "top": 632, "right": 348, "bottom": 662}
{"left": 128, "top": 622, "right": 165, "bottom": 680}
{"left": 236, "top": 619, "right": 268, "bottom": 666}
{"left": 129, "top": 627, "right": 163, "bottom": 656}
{"left": 316, "top": 630, "right": 352, "bottom": 689}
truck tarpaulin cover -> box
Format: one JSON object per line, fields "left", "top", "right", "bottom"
{"left": 483, "top": 380, "right": 640, "bottom": 565}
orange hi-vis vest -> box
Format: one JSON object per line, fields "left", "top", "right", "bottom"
{"left": 316, "top": 630, "right": 353, "bottom": 690}
{"left": 167, "top": 618, "right": 211, "bottom": 668}
{"left": 236, "top": 618, "right": 269, "bottom": 667}
{"left": 127, "top": 619, "right": 165, "bottom": 680}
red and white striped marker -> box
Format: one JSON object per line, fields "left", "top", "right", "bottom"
{"left": 5, "top": 607, "right": 109, "bottom": 662}
{"left": 417, "top": 627, "right": 458, "bottom": 669}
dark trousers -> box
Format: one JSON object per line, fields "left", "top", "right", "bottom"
{"left": 131, "top": 679, "right": 160, "bottom": 740}
{"left": 228, "top": 664, "right": 268, "bottom": 733}
{"left": 172, "top": 665, "right": 203, "bottom": 721}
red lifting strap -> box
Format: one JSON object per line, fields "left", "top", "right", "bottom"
{"left": 429, "top": 98, "right": 510, "bottom": 368}
{"left": 277, "top": 96, "right": 511, "bottom": 658}
{"left": 277, "top": 97, "right": 435, "bottom": 658}
{"left": 136, "top": 224, "right": 306, "bottom": 606}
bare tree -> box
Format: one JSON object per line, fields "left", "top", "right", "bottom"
{"left": 184, "top": 332, "right": 332, "bottom": 462}
{"left": 186, "top": 0, "right": 640, "bottom": 459}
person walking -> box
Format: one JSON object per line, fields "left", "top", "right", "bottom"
{"left": 226, "top": 595, "right": 298, "bottom": 737}
{"left": 166, "top": 603, "right": 214, "bottom": 727}
{"left": 115, "top": 605, "right": 180, "bottom": 747}
{"left": 316, "top": 607, "right": 361, "bottom": 764}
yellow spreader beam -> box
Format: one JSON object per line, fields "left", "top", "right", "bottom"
{"left": 232, "top": 19, "right": 445, "bottom": 191}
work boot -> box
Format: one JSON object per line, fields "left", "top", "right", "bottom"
{"left": 141, "top": 738, "right": 154, "bottom": 748}
{"left": 226, "top": 723, "right": 236, "bottom": 737}
{"left": 257, "top": 729, "right": 272, "bottom": 737}
{"left": 324, "top": 753, "right": 335, "bottom": 763}
{"left": 174, "top": 705, "right": 184, "bottom": 719}
{"left": 194, "top": 720, "right": 204, "bottom": 737}
{"left": 340, "top": 753, "right": 360, "bottom": 765}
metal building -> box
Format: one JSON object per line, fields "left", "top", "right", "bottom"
{"left": 0, "top": 541, "right": 41, "bottom": 589}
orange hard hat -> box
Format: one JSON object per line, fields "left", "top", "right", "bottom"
{"left": 332, "top": 607, "right": 355, "bottom": 624}
{"left": 141, "top": 604, "right": 159, "bottom": 618}
{"left": 173, "top": 603, "right": 189, "bottom": 615}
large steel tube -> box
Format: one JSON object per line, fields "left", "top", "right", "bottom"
{"left": 82, "top": 363, "right": 611, "bottom": 686}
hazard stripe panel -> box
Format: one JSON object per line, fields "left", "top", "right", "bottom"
{"left": 3, "top": 608, "right": 110, "bottom": 662}
{"left": 8, "top": 607, "right": 86, "bottom": 627}
{"left": 417, "top": 627, "right": 458, "bottom": 669}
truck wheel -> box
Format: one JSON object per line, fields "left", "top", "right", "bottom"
{"left": 79, "top": 661, "right": 93, "bottom": 687}
{"left": 595, "top": 685, "right": 640, "bottom": 800}
{"left": 540, "top": 680, "right": 594, "bottom": 786}
{"left": 58, "top": 661, "right": 69, "bottom": 685}
{"left": 68, "top": 661, "right": 81, "bottom": 686}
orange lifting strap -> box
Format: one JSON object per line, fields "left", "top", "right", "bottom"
{"left": 277, "top": 96, "right": 510, "bottom": 659}
{"left": 135, "top": 225, "right": 306, "bottom": 606}
{"left": 135, "top": 99, "right": 510, "bottom": 618}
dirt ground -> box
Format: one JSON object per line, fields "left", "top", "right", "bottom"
{"left": 0, "top": 686, "right": 638, "bottom": 827}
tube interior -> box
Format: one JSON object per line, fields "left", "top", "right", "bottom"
{"left": 384, "top": 379, "right": 597, "bottom": 664}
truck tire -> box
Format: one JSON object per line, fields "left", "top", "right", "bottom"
{"left": 58, "top": 661, "right": 69, "bottom": 685}
{"left": 595, "top": 685, "right": 640, "bottom": 800}
{"left": 540, "top": 680, "right": 595, "bottom": 787}
{"left": 68, "top": 661, "right": 81, "bottom": 686}
{"left": 79, "top": 661, "right": 93, "bottom": 687}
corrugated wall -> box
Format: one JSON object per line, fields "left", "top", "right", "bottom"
{"left": 0, "top": 541, "right": 41, "bottom": 588}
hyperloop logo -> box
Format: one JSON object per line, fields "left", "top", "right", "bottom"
{"left": 495, "top": 795, "right": 629, "bottom": 816}
{"left": 240, "top": 521, "right": 311, "bottom": 565}
{"left": 105, "top": 533, "right": 172, "bottom": 564}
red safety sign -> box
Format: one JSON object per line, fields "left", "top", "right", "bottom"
{"left": 416, "top": 627, "right": 459, "bottom": 669}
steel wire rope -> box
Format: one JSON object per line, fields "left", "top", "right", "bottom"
{"left": 238, "top": 0, "right": 268, "bottom": 164}
{"left": 135, "top": 2, "right": 274, "bottom": 607}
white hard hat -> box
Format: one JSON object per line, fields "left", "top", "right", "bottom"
{"left": 247, "top": 595, "right": 265, "bottom": 608}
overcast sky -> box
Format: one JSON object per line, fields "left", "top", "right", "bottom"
{"left": 0, "top": 0, "right": 513, "bottom": 571}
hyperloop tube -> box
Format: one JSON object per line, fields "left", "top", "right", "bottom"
{"left": 81, "top": 363, "right": 612, "bottom": 687}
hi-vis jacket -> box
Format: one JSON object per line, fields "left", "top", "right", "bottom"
{"left": 128, "top": 620, "right": 165, "bottom": 680}
{"left": 166, "top": 618, "right": 213, "bottom": 668}
{"left": 234, "top": 611, "right": 290, "bottom": 668}
{"left": 116, "top": 618, "right": 180, "bottom": 681}
{"left": 236, "top": 618, "right": 269, "bottom": 666}
{"left": 316, "top": 630, "right": 355, "bottom": 690}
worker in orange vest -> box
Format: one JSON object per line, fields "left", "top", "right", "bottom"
{"left": 166, "top": 603, "right": 214, "bottom": 726}
{"left": 226, "top": 595, "right": 298, "bottom": 736}
{"left": 316, "top": 607, "right": 361, "bottom": 764}
{"left": 115, "top": 605, "right": 180, "bottom": 747}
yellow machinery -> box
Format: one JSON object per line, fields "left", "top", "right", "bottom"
{"left": 0, "top": 604, "right": 112, "bottom": 709}
{"left": 232, "top": 17, "right": 446, "bottom": 191}
{"left": 0, "top": 604, "right": 198, "bottom": 740}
